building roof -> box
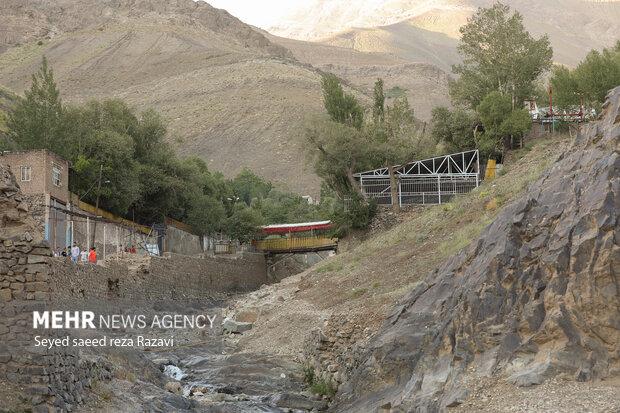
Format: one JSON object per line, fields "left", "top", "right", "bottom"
{"left": 261, "top": 220, "right": 332, "bottom": 235}
{"left": 354, "top": 150, "right": 479, "bottom": 177}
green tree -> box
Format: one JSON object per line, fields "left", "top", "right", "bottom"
{"left": 549, "top": 66, "right": 579, "bottom": 109}
{"left": 232, "top": 169, "right": 272, "bottom": 206}
{"left": 186, "top": 194, "right": 226, "bottom": 235}
{"left": 372, "top": 78, "right": 385, "bottom": 123}
{"left": 450, "top": 3, "right": 552, "bottom": 109}
{"left": 575, "top": 45, "right": 620, "bottom": 106}
{"left": 304, "top": 116, "right": 373, "bottom": 197}
{"left": 372, "top": 96, "right": 418, "bottom": 211}
{"left": 477, "top": 91, "right": 531, "bottom": 156}
{"left": 70, "top": 129, "right": 140, "bottom": 215}
{"left": 477, "top": 92, "right": 512, "bottom": 135}
{"left": 321, "top": 73, "right": 364, "bottom": 129}
{"left": 225, "top": 204, "right": 264, "bottom": 243}
{"left": 431, "top": 107, "right": 477, "bottom": 152}
{"left": 7, "top": 56, "right": 64, "bottom": 151}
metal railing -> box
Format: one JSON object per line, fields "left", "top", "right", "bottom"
{"left": 359, "top": 173, "right": 479, "bottom": 206}
{"left": 253, "top": 237, "right": 337, "bottom": 253}
{"left": 355, "top": 150, "right": 481, "bottom": 205}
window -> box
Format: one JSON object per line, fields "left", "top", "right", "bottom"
{"left": 20, "top": 166, "right": 31, "bottom": 182}
{"left": 52, "top": 164, "right": 62, "bottom": 187}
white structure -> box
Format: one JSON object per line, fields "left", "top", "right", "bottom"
{"left": 354, "top": 150, "right": 480, "bottom": 206}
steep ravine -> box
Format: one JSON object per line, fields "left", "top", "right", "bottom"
{"left": 331, "top": 88, "right": 620, "bottom": 412}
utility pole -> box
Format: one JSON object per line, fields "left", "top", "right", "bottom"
{"left": 91, "top": 164, "right": 103, "bottom": 248}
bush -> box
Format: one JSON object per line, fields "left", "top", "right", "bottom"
{"left": 329, "top": 193, "right": 377, "bottom": 237}
{"left": 311, "top": 378, "right": 337, "bottom": 397}
{"left": 302, "top": 365, "right": 337, "bottom": 398}
{"left": 430, "top": 106, "right": 477, "bottom": 152}
{"left": 302, "top": 364, "right": 315, "bottom": 385}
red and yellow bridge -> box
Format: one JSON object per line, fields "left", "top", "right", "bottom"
{"left": 252, "top": 221, "right": 338, "bottom": 254}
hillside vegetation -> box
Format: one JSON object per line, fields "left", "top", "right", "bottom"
{"left": 234, "top": 133, "right": 571, "bottom": 356}
{"left": 0, "top": 0, "right": 325, "bottom": 195}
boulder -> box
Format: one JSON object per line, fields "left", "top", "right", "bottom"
{"left": 236, "top": 309, "right": 259, "bottom": 323}
{"left": 222, "top": 317, "right": 253, "bottom": 334}
{"left": 164, "top": 381, "right": 182, "bottom": 394}
{"left": 271, "top": 392, "right": 328, "bottom": 411}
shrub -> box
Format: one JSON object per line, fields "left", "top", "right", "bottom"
{"left": 310, "top": 378, "right": 337, "bottom": 398}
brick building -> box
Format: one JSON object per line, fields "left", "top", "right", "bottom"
{"left": 0, "top": 149, "right": 70, "bottom": 250}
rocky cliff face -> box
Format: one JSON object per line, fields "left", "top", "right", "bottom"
{"left": 333, "top": 87, "right": 620, "bottom": 412}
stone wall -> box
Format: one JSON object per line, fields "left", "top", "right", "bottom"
{"left": 0, "top": 240, "right": 112, "bottom": 412}
{"left": 22, "top": 193, "right": 46, "bottom": 232}
{"left": 0, "top": 163, "right": 269, "bottom": 411}
{"left": 0, "top": 167, "right": 110, "bottom": 412}
{"left": 49, "top": 252, "right": 268, "bottom": 301}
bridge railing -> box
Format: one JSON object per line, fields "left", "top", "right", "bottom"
{"left": 253, "top": 236, "right": 337, "bottom": 253}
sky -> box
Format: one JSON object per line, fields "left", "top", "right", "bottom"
{"left": 203, "top": 0, "right": 308, "bottom": 27}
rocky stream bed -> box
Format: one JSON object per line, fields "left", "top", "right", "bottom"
{"left": 72, "top": 299, "right": 326, "bottom": 413}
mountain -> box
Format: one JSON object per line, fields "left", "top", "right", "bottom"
{"left": 0, "top": 0, "right": 459, "bottom": 196}
{"left": 267, "top": 0, "right": 620, "bottom": 67}
{"left": 320, "top": 22, "right": 460, "bottom": 73}
{"left": 4, "top": 0, "right": 613, "bottom": 197}
{"left": 269, "top": 33, "right": 452, "bottom": 120}
{"left": 0, "top": 0, "right": 327, "bottom": 195}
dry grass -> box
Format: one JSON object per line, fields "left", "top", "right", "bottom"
{"left": 90, "top": 380, "right": 114, "bottom": 401}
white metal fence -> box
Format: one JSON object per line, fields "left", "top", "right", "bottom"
{"left": 355, "top": 150, "right": 480, "bottom": 206}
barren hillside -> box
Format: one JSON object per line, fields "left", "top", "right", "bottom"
{"left": 0, "top": 0, "right": 328, "bottom": 195}
{"left": 269, "top": 34, "right": 452, "bottom": 121}
{"left": 0, "top": 0, "right": 459, "bottom": 196}
{"left": 267, "top": 0, "right": 620, "bottom": 67}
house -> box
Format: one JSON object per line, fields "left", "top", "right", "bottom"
{"left": 0, "top": 149, "right": 70, "bottom": 250}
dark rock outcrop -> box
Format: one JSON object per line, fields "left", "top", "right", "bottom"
{"left": 333, "top": 87, "right": 620, "bottom": 412}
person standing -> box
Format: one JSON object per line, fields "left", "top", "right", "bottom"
{"left": 88, "top": 247, "right": 97, "bottom": 265}
{"left": 70, "top": 243, "right": 80, "bottom": 264}
{"left": 80, "top": 249, "right": 88, "bottom": 265}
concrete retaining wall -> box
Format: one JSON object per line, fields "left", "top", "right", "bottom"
{"left": 162, "top": 224, "right": 202, "bottom": 256}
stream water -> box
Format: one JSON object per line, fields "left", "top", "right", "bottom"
{"left": 148, "top": 337, "right": 322, "bottom": 412}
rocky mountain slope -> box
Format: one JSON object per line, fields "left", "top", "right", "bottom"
{"left": 268, "top": 34, "right": 452, "bottom": 121}
{"left": 267, "top": 0, "right": 620, "bottom": 67}
{"left": 320, "top": 22, "right": 459, "bottom": 73}
{"left": 331, "top": 87, "right": 620, "bottom": 411}
{"left": 0, "top": 0, "right": 458, "bottom": 195}
{"left": 0, "top": 0, "right": 327, "bottom": 194}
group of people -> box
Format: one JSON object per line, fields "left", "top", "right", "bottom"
{"left": 55, "top": 243, "right": 97, "bottom": 265}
